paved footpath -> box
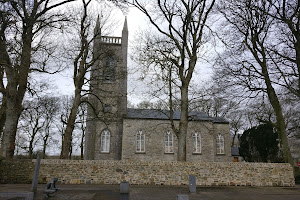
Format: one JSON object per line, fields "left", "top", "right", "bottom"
{"left": 0, "top": 184, "right": 300, "bottom": 200}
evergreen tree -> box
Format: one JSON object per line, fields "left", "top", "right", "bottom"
{"left": 239, "top": 123, "right": 283, "bottom": 162}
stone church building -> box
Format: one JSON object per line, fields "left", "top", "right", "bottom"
{"left": 84, "top": 18, "right": 232, "bottom": 162}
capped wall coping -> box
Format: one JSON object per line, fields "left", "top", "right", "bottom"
{"left": 34, "top": 159, "right": 293, "bottom": 169}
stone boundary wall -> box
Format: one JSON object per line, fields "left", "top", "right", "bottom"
{"left": 0, "top": 159, "right": 34, "bottom": 184}
{"left": 34, "top": 160, "right": 295, "bottom": 187}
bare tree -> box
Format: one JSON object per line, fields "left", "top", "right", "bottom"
{"left": 15, "top": 95, "right": 59, "bottom": 158}
{"left": 17, "top": 99, "right": 45, "bottom": 158}
{"left": 217, "top": 0, "right": 294, "bottom": 167}
{"left": 39, "top": 96, "right": 60, "bottom": 159}
{"left": 60, "top": 0, "right": 127, "bottom": 159}
{"left": 131, "top": 0, "right": 216, "bottom": 161}
{"left": 264, "top": 0, "right": 300, "bottom": 98}
{"left": 58, "top": 95, "right": 73, "bottom": 158}
{"left": 0, "top": 0, "right": 76, "bottom": 158}
{"left": 60, "top": 0, "right": 95, "bottom": 159}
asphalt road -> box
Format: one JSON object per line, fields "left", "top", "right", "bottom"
{"left": 0, "top": 184, "right": 300, "bottom": 200}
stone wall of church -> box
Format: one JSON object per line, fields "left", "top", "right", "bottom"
{"left": 85, "top": 33, "right": 127, "bottom": 160}
{"left": 93, "top": 121, "right": 122, "bottom": 160}
{"left": 213, "top": 123, "right": 232, "bottom": 162}
{"left": 122, "top": 119, "right": 232, "bottom": 162}
{"left": 33, "top": 160, "right": 295, "bottom": 187}
{"left": 122, "top": 119, "right": 178, "bottom": 161}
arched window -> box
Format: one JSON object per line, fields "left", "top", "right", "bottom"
{"left": 136, "top": 130, "right": 145, "bottom": 152}
{"left": 216, "top": 133, "right": 225, "bottom": 154}
{"left": 165, "top": 131, "right": 174, "bottom": 153}
{"left": 104, "top": 55, "right": 116, "bottom": 81}
{"left": 101, "top": 129, "right": 110, "bottom": 153}
{"left": 192, "top": 132, "right": 201, "bottom": 153}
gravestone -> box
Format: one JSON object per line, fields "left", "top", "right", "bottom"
{"left": 120, "top": 181, "right": 130, "bottom": 194}
{"left": 189, "top": 175, "right": 196, "bottom": 193}
{"left": 176, "top": 194, "right": 189, "bottom": 200}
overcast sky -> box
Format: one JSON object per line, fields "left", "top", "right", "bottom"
{"left": 49, "top": 5, "right": 214, "bottom": 105}
{"left": 48, "top": 7, "right": 148, "bottom": 103}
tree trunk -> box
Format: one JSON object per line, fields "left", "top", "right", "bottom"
{"left": 42, "top": 138, "right": 47, "bottom": 159}
{"left": 0, "top": 97, "right": 7, "bottom": 154}
{"left": 60, "top": 129, "right": 64, "bottom": 157}
{"left": 294, "top": 41, "right": 300, "bottom": 97}
{"left": 231, "top": 131, "right": 237, "bottom": 147}
{"left": 80, "top": 129, "right": 85, "bottom": 160}
{"left": 261, "top": 64, "right": 295, "bottom": 168}
{"left": 177, "top": 84, "right": 189, "bottom": 161}
{"left": 29, "top": 137, "right": 34, "bottom": 159}
{"left": 0, "top": 97, "right": 7, "bottom": 134}
{"left": 42, "top": 130, "right": 50, "bottom": 159}
{"left": 1, "top": 99, "right": 22, "bottom": 158}
{"left": 1, "top": 25, "right": 33, "bottom": 158}
{"left": 60, "top": 87, "right": 81, "bottom": 159}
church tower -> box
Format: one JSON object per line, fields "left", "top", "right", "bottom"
{"left": 84, "top": 18, "right": 128, "bottom": 160}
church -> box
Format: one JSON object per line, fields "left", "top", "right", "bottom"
{"left": 84, "top": 18, "right": 232, "bottom": 162}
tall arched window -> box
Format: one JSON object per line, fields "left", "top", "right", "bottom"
{"left": 136, "top": 130, "right": 145, "bottom": 152}
{"left": 165, "top": 131, "right": 173, "bottom": 153}
{"left": 192, "top": 132, "right": 201, "bottom": 153}
{"left": 216, "top": 133, "right": 225, "bottom": 154}
{"left": 101, "top": 129, "right": 110, "bottom": 153}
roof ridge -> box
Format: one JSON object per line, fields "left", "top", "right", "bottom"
{"left": 125, "top": 108, "right": 228, "bottom": 123}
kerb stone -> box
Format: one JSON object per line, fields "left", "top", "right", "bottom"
{"left": 176, "top": 194, "right": 189, "bottom": 200}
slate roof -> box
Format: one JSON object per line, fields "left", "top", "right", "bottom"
{"left": 125, "top": 108, "right": 229, "bottom": 124}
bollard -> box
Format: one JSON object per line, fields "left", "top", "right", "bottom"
{"left": 120, "top": 181, "right": 130, "bottom": 194}
{"left": 176, "top": 194, "right": 189, "bottom": 200}
{"left": 189, "top": 175, "right": 196, "bottom": 193}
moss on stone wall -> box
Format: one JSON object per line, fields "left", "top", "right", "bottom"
{"left": 0, "top": 159, "right": 34, "bottom": 184}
